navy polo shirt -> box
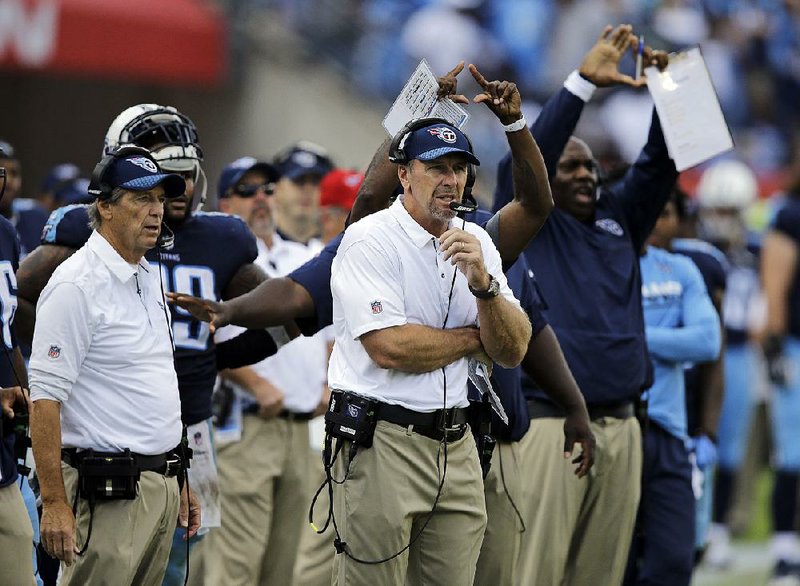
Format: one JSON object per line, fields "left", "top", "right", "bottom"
{"left": 494, "top": 96, "right": 677, "bottom": 406}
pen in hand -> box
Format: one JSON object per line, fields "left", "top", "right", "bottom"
{"left": 636, "top": 34, "right": 644, "bottom": 80}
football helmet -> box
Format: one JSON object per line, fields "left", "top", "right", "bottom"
{"left": 104, "top": 104, "right": 203, "bottom": 175}
{"left": 105, "top": 104, "right": 206, "bottom": 209}
{"left": 696, "top": 160, "right": 758, "bottom": 210}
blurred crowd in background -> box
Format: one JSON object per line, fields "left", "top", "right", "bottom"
{"left": 271, "top": 0, "right": 800, "bottom": 202}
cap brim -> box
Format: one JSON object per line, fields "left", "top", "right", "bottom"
{"left": 120, "top": 173, "right": 186, "bottom": 198}
{"left": 283, "top": 164, "right": 330, "bottom": 181}
{"left": 416, "top": 147, "right": 480, "bottom": 166}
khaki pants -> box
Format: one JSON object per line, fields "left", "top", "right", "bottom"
{"left": 332, "top": 421, "right": 487, "bottom": 586}
{"left": 0, "top": 481, "right": 35, "bottom": 586}
{"left": 197, "top": 415, "right": 311, "bottom": 586}
{"left": 294, "top": 456, "right": 335, "bottom": 586}
{"left": 516, "top": 417, "right": 642, "bottom": 586}
{"left": 60, "top": 462, "right": 180, "bottom": 586}
{"left": 474, "top": 440, "right": 524, "bottom": 586}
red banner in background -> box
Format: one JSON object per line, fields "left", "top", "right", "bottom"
{"left": 0, "top": 0, "right": 226, "bottom": 86}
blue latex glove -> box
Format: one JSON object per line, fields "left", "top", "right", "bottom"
{"left": 690, "top": 434, "right": 717, "bottom": 469}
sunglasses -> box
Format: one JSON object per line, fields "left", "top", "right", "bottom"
{"left": 232, "top": 182, "right": 275, "bottom": 197}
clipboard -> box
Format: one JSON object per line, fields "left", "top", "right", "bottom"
{"left": 645, "top": 48, "right": 734, "bottom": 171}
{"left": 383, "top": 59, "right": 469, "bottom": 137}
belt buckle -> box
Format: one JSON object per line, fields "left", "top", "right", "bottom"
{"left": 436, "top": 408, "right": 457, "bottom": 429}
{"left": 443, "top": 424, "right": 465, "bottom": 442}
{"left": 164, "top": 455, "right": 182, "bottom": 477}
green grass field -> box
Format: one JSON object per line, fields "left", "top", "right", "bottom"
{"left": 693, "top": 471, "right": 773, "bottom": 586}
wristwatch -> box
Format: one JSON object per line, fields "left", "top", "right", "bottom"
{"left": 469, "top": 274, "right": 500, "bottom": 299}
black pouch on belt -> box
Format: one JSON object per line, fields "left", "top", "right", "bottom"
{"left": 77, "top": 449, "right": 139, "bottom": 501}
{"left": 325, "top": 390, "right": 379, "bottom": 448}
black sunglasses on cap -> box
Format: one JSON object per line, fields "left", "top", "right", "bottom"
{"left": 232, "top": 182, "right": 275, "bottom": 197}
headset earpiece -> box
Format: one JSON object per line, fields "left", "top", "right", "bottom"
{"left": 464, "top": 164, "right": 476, "bottom": 201}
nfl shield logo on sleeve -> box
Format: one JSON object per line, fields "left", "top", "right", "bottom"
{"left": 370, "top": 300, "right": 383, "bottom": 314}
{"left": 48, "top": 345, "right": 61, "bottom": 359}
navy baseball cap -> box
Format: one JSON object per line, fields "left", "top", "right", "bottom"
{"left": 218, "top": 156, "right": 280, "bottom": 199}
{"left": 55, "top": 178, "right": 92, "bottom": 205}
{"left": 401, "top": 123, "right": 480, "bottom": 166}
{"left": 41, "top": 163, "right": 80, "bottom": 193}
{"left": 101, "top": 153, "right": 185, "bottom": 198}
{"left": 274, "top": 142, "right": 334, "bottom": 181}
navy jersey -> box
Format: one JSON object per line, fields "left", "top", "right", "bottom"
{"left": 772, "top": 197, "right": 800, "bottom": 338}
{"left": 41, "top": 206, "right": 258, "bottom": 425}
{"left": 0, "top": 217, "right": 20, "bottom": 487}
{"left": 41, "top": 204, "right": 92, "bottom": 248}
{"left": 148, "top": 212, "right": 257, "bottom": 425}
{"left": 493, "top": 90, "right": 677, "bottom": 406}
{"left": 11, "top": 198, "right": 49, "bottom": 258}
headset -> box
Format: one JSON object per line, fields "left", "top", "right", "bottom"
{"left": 0, "top": 157, "right": 6, "bottom": 204}
{"left": 389, "top": 117, "right": 478, "bottom": 211}
{"left": 88, "top": 145, "right": 176, "bottom": 248}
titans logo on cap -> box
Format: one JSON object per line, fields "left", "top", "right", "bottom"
{"left": 128, "top": 157, "right": 158, "bottom": 174}
{"left": 428, "top": 127, "right": 457, "bottom": 144}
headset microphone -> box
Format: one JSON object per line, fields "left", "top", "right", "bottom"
{"left": 449, "top": 200, "right": 478, "bottom": 214}
{"left": 157, "top": 222, "right": 175, "bottom": 249}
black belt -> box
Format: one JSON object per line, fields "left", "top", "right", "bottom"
{"left": 61, "top": 448, "right": 182, "bottom": 478}
{"left": 242, "top": 405, "right": 315, "bottom": 421}
{"left": 527, "top": 398, "right": 635, "bottom": 420}
{"left": 377, "top": 403, "right": 469, "bottom": 442}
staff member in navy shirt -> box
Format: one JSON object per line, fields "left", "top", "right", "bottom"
{"left": 0, "top": 151, "right": 35, "bottom": 585}
{"left": 492, "top": 25, "right": 675, "bottom": 585}
{"left": 0, "top": 142, "right": 49, "bottom": 259}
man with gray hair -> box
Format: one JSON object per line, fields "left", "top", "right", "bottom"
{"left": 29, "top": 147, "right": 200, "bottom": 585}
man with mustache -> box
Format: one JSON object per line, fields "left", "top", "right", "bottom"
{"left": 29, "top": 149, "right": 199, "bottom": 585}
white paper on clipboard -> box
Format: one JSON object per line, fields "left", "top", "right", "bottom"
{"left": 645, "top": 47, "right": 733, "bottom": 171}
{"left": 383, "top": 59, "right": 470, "bottom": 137}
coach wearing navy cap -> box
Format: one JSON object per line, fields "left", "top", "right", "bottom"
{"left": 273, "top": 141, "right": 334, "bottom": 245}
{"left": 29, "top": 148, "right": 199, "bottom": 585}
{"left": 328, "top": 112, "right": 531, "bottom": 584}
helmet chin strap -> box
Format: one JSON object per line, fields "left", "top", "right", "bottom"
{"left": 193, "top": 166, "right": 208, "bottom": 212}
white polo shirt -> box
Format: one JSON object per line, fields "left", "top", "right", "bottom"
{"left": 30, "top": 231, "right": 182, "bottom": 455}
{"left": 217, "top": 232, "right": 328, "bottom": 413}
{"left": 328, "top": 197, "right": 520, "bottom": 412}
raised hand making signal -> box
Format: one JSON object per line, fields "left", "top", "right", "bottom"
{"left": 468, "top": 64, "right": 522, "bottom": 126}
{"left": 578, "top": 24, "right": 669, "bottom": 88}
{"left": 436, "top": 61, "right": 469, "bottom": 104}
